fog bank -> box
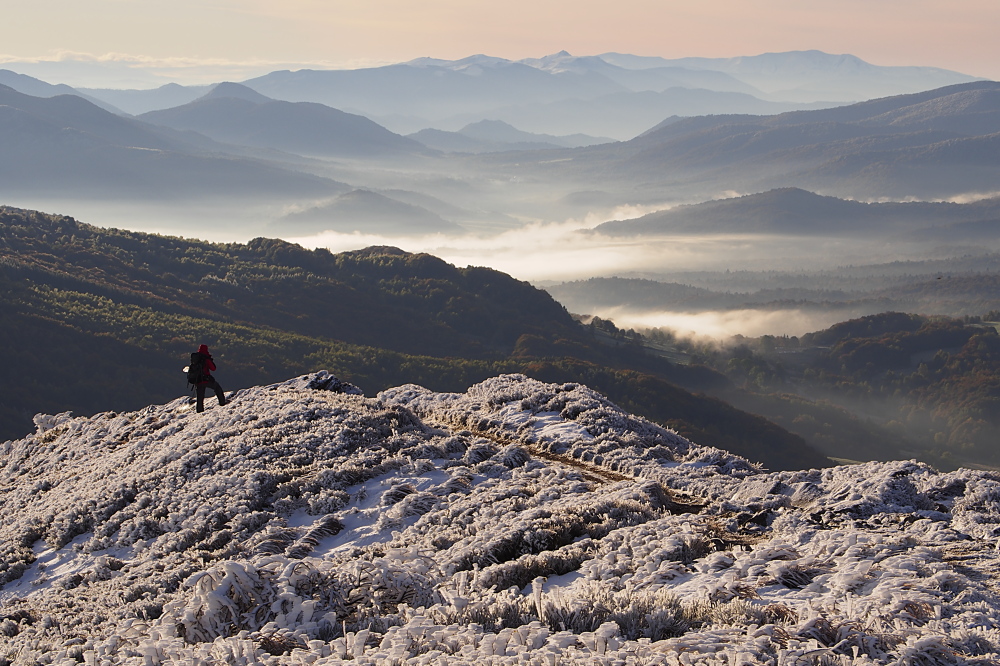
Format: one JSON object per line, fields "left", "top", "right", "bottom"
{"left": 289, "top": 224, "right": 954, "bottom": 284}
{"left": 587, "top": 307, "right": 865, "bottom": 339}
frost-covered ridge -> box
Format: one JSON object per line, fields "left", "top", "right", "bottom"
{"left": 2, "top": 372, "right": 1000, "bottom": 665}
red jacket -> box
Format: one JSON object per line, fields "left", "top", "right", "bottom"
{"left": 196, "top": 347, "right": 217, "bottom": 384}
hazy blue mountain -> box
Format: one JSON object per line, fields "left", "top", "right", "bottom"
{"left": 239, "top": 55, "right": 830, "bottom": 138}
{"left": 759, "top": 81, "right": 1000, "bottom": 133}
{"left": 519, "top": 51, "right": 766, "bottom": 96}
{"left": 140, "top": 83, "right": 430, "bottom": 158}
{"left": 62, "top": 51, "right": 983, "bottom": 141}
{"left": 274, "top": 189, "right": 463, "bottom": 235}
{"left": 0, "top": 84, "right": 346, "bottom": 199}
{"left": 599, "top": 50, "right": 983, "bottom": 102}
{"left": 0, "top": 69, "right": 125, "bottom": 114}
{"left": 458, "top": 119, "right": 586, "bottom": 145}
{"left": 200, "top": 81, "right": 274, "bottom": 104}
{"left": 545, "top": 272, "right": 1000, "bottom": 317}
{"left": 77, "top": 82, "right": 211, "bottom": 115}
{"left": 243, "top": 58, "right": 626, "bottom": 122}
{"left": 594, "top": 187, "right": 1000, "bottom": 237}
{"left": 445, "top": 86, "right": 831, "bottom": 138}
{"left": 408, "top": 128, "right": 507, "bottom": 153}
{"left": 492, "top": 81, "right": 1000, "bottom": 201}
{"left": 0, "top": 83, "right": 192, "bottom": 152}
{"left": 409, "top": 119, "right": 613, "bottom": 153}
{"left": 633, "top": 81, "right": 1000, "bottom": 148}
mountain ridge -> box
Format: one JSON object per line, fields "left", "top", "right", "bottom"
{"left": 489, "top": 80, "right": 1000, "bottom": 201}
{"left": 139, "top": 89, "right": 430, "bottom": 159}
{"left": 0, "top": 84, "right": 347, "bottom": 199}
{"left": 0, "top": 68, "right": 126, "bottom": 115}
{"left": 408, "top": 119, "right": 613, "bottom": 153}
{"left": 593, "top": 187, "right": 1000, "bottom": 237}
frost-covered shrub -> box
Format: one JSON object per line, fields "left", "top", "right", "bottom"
{"left": 32, "top": 411, "right": 74, "bottom": 434}
{"left": 285, "top": 515, "right": 343, "bottom": 559}
{"left": 251, "top": 526, "right": 300, "bottom": 556}
{"left": 463, "top": 442, "right": 497, "bottom": 464}
{"left": 497, "top": 444, "right": 531, "bottom": 468}
{"left": 390, "top": 491, "right": 438, "bottom": 518}
{"left": 440, "top": 435, "right": 468, "bottom": 456}
{"left": 0, "top": 618, "right": 18, "bottom": 637}
{"left": 950, "top": 629, "right": 999, "bottom": 658}
{"left": 434, "top": 471, "right": 473, "bottom": 496}
{"left": 768, "top": 560, "right": 827, "bottom": 589}
{"left": 541, "top": 582, "right": 765, "bottom": 641}
{"left": 952, "top": 473, "right": 1000, "bottom": 538}
{"left": 686, "top": 597, "right": 767, "bottom": 629}
{"left": 380, "top": 483, "right": 416, "bottom": 506}
{"left": 474, "top": 540, "right": 599, "bottom": 592}
{"left": 305, "top": 489, "right": 349, "bottom": 515}
{"left": 300, "top": 370, "right": 363, "bottom": 395}
{"left": 891, "top": 634, "right": 966, "bottom": 665}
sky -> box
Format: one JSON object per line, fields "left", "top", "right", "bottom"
{"left": 2, "top": 0, "right": 999, "bottom": 87}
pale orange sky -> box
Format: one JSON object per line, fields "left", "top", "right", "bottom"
{"left": 3, "top": 0, "right": 999, "bottom": 84}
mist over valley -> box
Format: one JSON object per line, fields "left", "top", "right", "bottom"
{"left": 4, "top": 50, "right": 1000, "bottom": 455}
{"left": 4, "top": 57, "right": 1000, "bottom": 260}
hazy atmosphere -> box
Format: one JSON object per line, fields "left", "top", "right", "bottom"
{"left": 4, "top": 0, "right": 1000, "bottom": 85}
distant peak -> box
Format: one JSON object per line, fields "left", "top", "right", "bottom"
{"left": 463, "top": 119, "right": 517, "bottom": 130}
{"left": 199, "top": 81, "right": 272, "bottom": 104}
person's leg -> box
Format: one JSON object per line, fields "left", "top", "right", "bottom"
{"left": 196, "top": 384, "right": 206, "bottom": 412}
{"left": 213, "top": 379, "right": 227, "bottom": 406}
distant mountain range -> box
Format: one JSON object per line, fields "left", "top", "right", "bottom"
{"left": 600, "top": 50, "right": 982, "bottom": 103}
{"left": 79, "top": 81, "right": 211, "bottom": 115}
{"left": 594, "top": 187, "right": 1000, "bottom": 237}
{"left": 497, "top": 81, "right": 1000, "bottom": 202}
{"left": 430, "top": 86, "right": 820, "bottom": 139}
{"left": 2, "top": 50, "right": 978, "bottom": 141}
{"left": 546, "top": 267, "right": 1000, "bottom": 322}
{"left": 0, "top": 69, "right": 126, "bottom": 114}
{"left": 0, "top": 83, "right": 345, "bottom": 200}
{"left": 408, "top": 119, "right": 613, "bottom": 153}
{"left": 140, "top": 83, "right": 430, "bottom": 159}
{"left": 3, "top": 65, "right": 999, "bottom": 232}
{"left": 238, "top": 50, "right": 977, "bottom": 138}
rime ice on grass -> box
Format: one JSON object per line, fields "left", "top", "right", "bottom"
{"left": 1, "top": 372, "right": 999, "bottom": 665}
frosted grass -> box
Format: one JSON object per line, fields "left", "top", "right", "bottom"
{"left": 1, "top": 371, "right": 998, "bottom": 664}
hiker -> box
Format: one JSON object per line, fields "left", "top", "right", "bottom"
{"left": 190, "top": 344, "right": 227, "bottom": 413}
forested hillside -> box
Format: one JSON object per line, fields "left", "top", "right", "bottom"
{"left": 670, "top": 312, "right": 1000, "bottom": 468}
{"left": 0, "top": 207, "right": 827, "bottom": 470}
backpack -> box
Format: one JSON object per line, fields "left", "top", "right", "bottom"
{"left": 186, "top": 352, "right": 206, "bottom": 385}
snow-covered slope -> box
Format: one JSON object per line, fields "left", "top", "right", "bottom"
{"left": 2, "top": 372, "right": 999, "bottom": 665}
